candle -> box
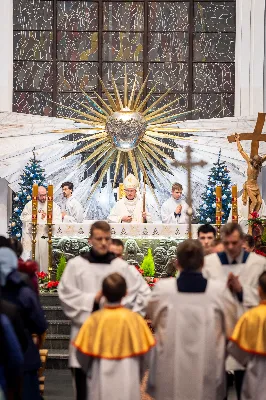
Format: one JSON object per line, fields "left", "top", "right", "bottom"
{"left": 119, "top": 183, "right": 125, "bottom": 199}
{"left": 231, "top": 185, "right": 238, "bottom": 223}
{"left": 32, "top": 183, "right": 38, "bottom": 223}
{"left": 216, "top": 186, "right": 222, "bottom": 225}
{"left": 47, "top": 184, "right": 53, "bottom": 224}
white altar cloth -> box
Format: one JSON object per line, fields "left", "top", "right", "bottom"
{"left": 22, "top": 222, "right": 200, "bottom": 255}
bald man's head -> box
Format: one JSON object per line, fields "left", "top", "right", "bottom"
{"left": 38, "top": 186, "right": 47, "bottom": 203}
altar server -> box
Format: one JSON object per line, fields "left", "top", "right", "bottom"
{"left": 203, "top": 223, "right": 266, "bottom": 399}
{"left": 61, "top": 181, "right": 84, "bottom": 223}
{"left": 161, "top": 182, "right": 189, "bottom": 224}
{"left": 108, "top": 174, "right": 152, "bottom": 223}
{"left": 73, "top": 272, "right": 155, "bottom": 400}
{"left": 147, "top": 239, "right": 237, "bottom": 400}
{"left": 228, "top": 271, "right": 266, "bottom": 400}
{"left": 227, "top": 195, "right": 266, "bottom": 232}
{"left": 58, "top": 221, "right": 151, "bottom": 400}
{"left": 20, "top": 186, "right": 61, "bottom": 272}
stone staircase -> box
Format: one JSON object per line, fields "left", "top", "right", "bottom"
{"left": 40, "top": 293, "right": 70, "bottom": 369}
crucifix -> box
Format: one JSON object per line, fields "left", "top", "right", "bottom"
{"left": 172, "top": 146, "right": 207, "bottom": 239}
{"left": 227, "top": 113, "right": 266, "bottom": 216}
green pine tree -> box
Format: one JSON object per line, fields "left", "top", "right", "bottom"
{"left": 56, "top": 255, "right": 67, "bottom": 281}
{"left": 8, "top": 149, "right": 46, "bottom": 239}
{"left": 141, "top": 248, "right": 155, "bottom": 277}
{"left": 197, "top": 149, "right": 232, "bottom": 224}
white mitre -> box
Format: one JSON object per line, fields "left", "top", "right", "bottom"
{"left": 123, "top": 174, "right": 139, "bottom": 190}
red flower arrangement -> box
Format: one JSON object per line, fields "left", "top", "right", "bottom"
{"left": 254, "top": 249, "right": 266, "bottom": 257}
{"left": 251, "top": 211, "right": 260, "bottom": 219}
{"left": 46, "top": 281, "right": 59, "bottom": 289}
{"left": 37, "top": 271, "right": 48, "bottom": 281}
{"left": 135, "top": 265, "right": 144, "bottom": 275}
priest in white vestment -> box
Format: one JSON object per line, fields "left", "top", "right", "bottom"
{"left": 227, "top": 195, "right": 266, "bottom": 232}
{"left": 20, "top": 186, "right": 62, "bottom": 272}
{"left": 147, "top": 239, "right": 238, "bottom": 400}
{"left": 58, "top": 221, "right": 151, "bottom": 399}
{"left": 161, "top": 182, "right": 189, "bottom": 224}
{"left": 108, "top": 174, "right": 152, "bottom": 223}
{"left": 203, "top": 223, "right": 266, "bottom": 398}
{"left": 61, "top": 181, "right": 84, "bottom": 223}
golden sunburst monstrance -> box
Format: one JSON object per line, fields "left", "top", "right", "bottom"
{"left": 54, "top": 70, "right": 205, "bottom": 200}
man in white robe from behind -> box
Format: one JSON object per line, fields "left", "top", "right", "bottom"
{"left": 108, "top": 174, "right": 152, "bottom": 223}
{"left": 61, "top": 181, "right": 84, "bottom": 223}
{"left": 58, "top": 221, "right": 151, "bottom": 400}
{"left": 203, "top": 222, "right": 266, "bottom": 399}
{"left": 147, "top": 239, "right": 238, "bottom": 400}
{"left": 161, "top": 182, "right": 189, "bottom": 224}
{"left": 20, "top": 186, "right": 62, "bottom": 272}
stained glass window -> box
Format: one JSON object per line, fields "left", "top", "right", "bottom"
{"left": 13, "top": 0, "right": 236, "bottom": 119}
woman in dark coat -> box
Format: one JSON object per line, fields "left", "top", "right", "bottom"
{"left": 0, "top": 247, "right": 48, "bottom": 400}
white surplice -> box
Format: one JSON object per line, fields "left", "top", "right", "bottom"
{"left": 161, "top": 197, "right": 189, "bottom": 224}
{"left": 108, "top": 196, "right": 152, "bottom": 223}
{"left": 146, "top": 278, "right": 237, "bottom": 400}
{"left": 58, "top": 256, "right": 151, "bottom": 368}
{"left": 20, "top": 200, "right": 62, "bottom": 272}
{"left": 61, "top": 196, "right": 84, "bottom": 223}
{"left": 227, "top": 197, "right": 266, "bottom": 232}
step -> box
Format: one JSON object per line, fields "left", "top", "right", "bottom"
{"left": 43, "top": 306, "right": 66, "bottom": 320}
{"left": 46, "top": 349, "right": 69, "bottom": 370}
{"left": 45, "top": 334, "right": 69, "bottom": 350}
{"left": 47, "top": 320, "right": 71, "bottom": 336}
{"left": 40, "top": 293, "right": 60, "bottom": 307}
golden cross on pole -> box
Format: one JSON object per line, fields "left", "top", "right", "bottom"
{"left": 227, "top": 113, "right": 266, "bottom": 157}
{"left": 172, "top": 146, "right": 207, "bottom": 239}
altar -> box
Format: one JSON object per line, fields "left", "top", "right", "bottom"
{"left": 23, "top": 222, "right": 200, "bottom": 277}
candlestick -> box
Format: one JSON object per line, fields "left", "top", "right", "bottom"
{"left": 231, "top": 185, "right": 238, "bottom": 223}
{"left": 31, "top": 183, "right": 38, "bottom": 260}
{"left": 47, "top": 184, "right": 53, "bottom": 279}
{"left": 119, "top": 183, "right": 125, "bottom": 199}
{"left": 216, "top": 185, "right": 222, "bottom": 237}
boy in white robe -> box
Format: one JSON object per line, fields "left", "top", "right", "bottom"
{"left": 147, "top": 239, "right": 238, "bottom": 400}
{"left": 58, "top": 221, "right": 151, "bottom": 400}
{"left": 73, "top": 272, "right": 155, "bottom": 400}
{"left": 20, "top": 186, "right": 62, "bottom": 272}
{"left": 108, "top": 174, "right": 152, "bottom": 223}
{"left": 228, "top": 271, "right": 266, "bottom": 400}
{"left": 61, "top": 181, "right": 84, "bottom": 223}
{"left": 161, "top": 182, "right": 189, "bottom": 224}
{"left": 203, "top": 222, "right": 266, "bottom": 399}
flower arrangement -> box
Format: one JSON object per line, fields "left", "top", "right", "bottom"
{"left": 254, "top": 249, "right": 266, "bottom": 257}
{"left": 38, "top": 272, "right": 59, "bottom": 293}
{"left": 134, "top": 263, "right": 159, "bottom": 288}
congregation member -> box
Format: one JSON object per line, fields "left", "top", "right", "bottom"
{"left": 242, "top": 234, "right": 255, "bottom": 252}
{"left": 203, "top": 223, "right": 266, "bottom": 399}
{"left": 197, "top": 223, "right": 216, "bottom": 254}
{"left": 58, "top": 221, "right": 150, "bottom": 400}
{"left": 147, "top": 239, "right": 238, "bottom": 400}
{"left": 161, "top": 182, "right": 189, "bottom": 224}
{"left": 109, "top": 238, "right": 124, "bottom": 259}
{"left": 0, "top": 247, "right": 48, "bottom": 400}
{"left": 108, "top": 174, "right": 152, "bottom": 223}
{"left": 228, "top": 271, "right": 266, "bottom": 400}
{"left": 20, "top": 185, "right": 61, "bottom": 272}
{"left": 61, "top": 181, "right": 84, "bottom": 223}
{"left": 73, "top": 273, "right": 155, "bottom": 400}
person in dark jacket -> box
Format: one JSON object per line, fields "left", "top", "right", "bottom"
{"left": 0, "top": 247, "right": 48, "bottom": 400}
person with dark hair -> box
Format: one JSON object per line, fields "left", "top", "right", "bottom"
{"left": 147, "top": 239, "right": 237, "bottom": 400}
{"left": 161, "top": 182, "right": 189, "bottom": 224}
{"left": 58, "top": 221, "right": 150, "bottom": 400}
{"left": 242, "top": 234, "right": 255, "bottom": 252}
{"left": 197, "top": 224, "right": 216, "bottom": 255}
{"left": 109, "top": 238, "right": 124, "bottom": 259}
{"left": 203, "top": 222, "right": 266, "bottom": 400}
{"left": 228, "top": 271, "right": 266, "bottom": 399}
{"left": 73, "top": 273, "right": 155, "bottom": 400}
{"left": 61, "top": 181, "right": 84, "bottom": 223}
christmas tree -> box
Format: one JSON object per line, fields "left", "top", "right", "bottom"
{"left": 8, "top": 150, "right": 46, "bottom": 239}
{"left": 141, "top": 248, "right": 155, "bottom": 277}
{"left": 197, "top": 149, "right": 232, "bottom": 224}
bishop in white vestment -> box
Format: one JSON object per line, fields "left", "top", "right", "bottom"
{"left": 20, "top": 186, "right": 62, "bottom": 272}
{"left": 161, "top": 182, "right": 189, "bottom": 224}
{"left": 108, "top": 174, "right": 152, "bottom": 223}
{"left": 61, "top": 181, "right": 84, "bottom": 223}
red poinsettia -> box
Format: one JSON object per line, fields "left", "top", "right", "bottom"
{"left": 37, "top": 271, "right": 48, "bottom": 280}
{"left": 46, "top": 281, "right": 59, "bottom": 289}
{"left": 251, "top": 211, "right": 260, "bottom": 219}
{"left": 255, "top": 249, "right": 266, "bottom": 257}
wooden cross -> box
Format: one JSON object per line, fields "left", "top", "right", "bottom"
{"left": 172, "top": 146, "right": 207, "bottom": 239}
{"left": 227, "top": 112, "right": 266, "bottom": 157}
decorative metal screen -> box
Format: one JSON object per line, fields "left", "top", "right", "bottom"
{"left": 13, "top": 0, "right": 236, "bottom": 120}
